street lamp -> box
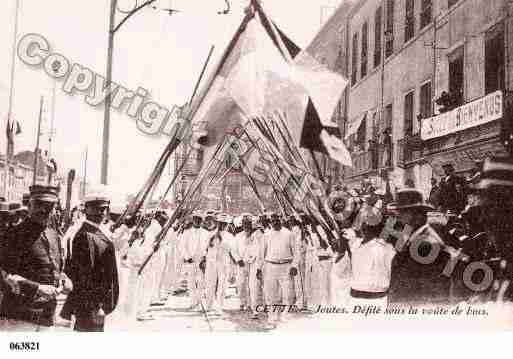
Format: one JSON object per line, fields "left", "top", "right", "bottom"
{"left": 101, "top": 0, "right": 158, "bottom": 185}
{"left": 101, "top": 0, "right": 231, "bottom": 185}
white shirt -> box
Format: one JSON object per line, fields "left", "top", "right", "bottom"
{"left": 180, "top": 227, "right": 209, "bottom": 262}
{"left": 349, "top": 237, "right": 396, "bottom": 293}
{"left": 262, "top": 227, "right": 299, "bottom": 266}
{"left": 233, "top": 230, "right": 263, "bottom": 264}
{"left": 205, "top": 230, "right": 234, "bottom": 264}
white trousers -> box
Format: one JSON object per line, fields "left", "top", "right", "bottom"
{"left": 185, "top": 263, "right": 203, "bottom": 307}
{"left": 159, "top": 244, "right": 178, "bottom": 294}
{"left": 205, "top": 261, "right": 228, "bottom": 310}
{"left": 263, "top": 262, "right": 294, "bottom": 308}
{"left": 137, "top": 254, "right": 159, "bottom": 315}
{"left": 311, "top": 259, "right": 333, "bottom": 307}
{"left": 237, "top": 262, "right": 261, "bottom": 310}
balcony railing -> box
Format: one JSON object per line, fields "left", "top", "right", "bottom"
{"left": 397, "top": 137, "right": 423, "bottom": 167}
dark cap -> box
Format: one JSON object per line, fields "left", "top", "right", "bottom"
{"left": 29, "top": 185, "right": 59, "bottom": 203}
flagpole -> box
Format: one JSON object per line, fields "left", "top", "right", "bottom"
{"left": 4, "top": 0, "right": 20, "bottom": 199}
{"left": 82, "top": 147, "right": 88, "bottom": 198}
{"left": 32, "top": 97, "right": 44, "bottom": 186}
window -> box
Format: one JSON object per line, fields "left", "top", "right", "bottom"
{"left": 385, "top": 0, "right": 394, "bottom": 58}
{"left": 361, "top": 22, "right": 368, "bottom": 77}
{"left": 448, "top": 47, "right": 464, "bottom": 107}
{"left": 404, "top": 91, "right": 414, "bottom": 136}
{"left": 448, "top": 0, "right": 459, "bottom": 8}
{"left": 420, "top": 0, "right": 432, "bottom": 29}
{"left": 485, "top": 23, "right": 505, "bottom": 94}
{"left": 374, "top": 6, "right": 382, "bottom": 68}
{"left": 351, "top": 32, "right": 358, "bottom": 85}
{"left": 405, "top": 0, "right": 415, "bottom": 42}
{"left": 420, "top": 81, "right": 432, "bottom": 119}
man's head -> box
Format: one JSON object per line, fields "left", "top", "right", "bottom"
{"left": 270, "top": 213, "right": 282, "bottom": 231}
{"left": 241, "top": 213, "right": 253, "bottom": 233}
{"left": 259, "top": 213, "right": 270, "bottom": 229}
{"left": 28, "top": 185, "right": 59, "bottom": 226}
{"left": 388, "top": 189, "right": 433, "bottom": 229}
{"left": 442, "top": 163, "right": 455, "bottom": 176}
{"left": 155, "top": 211, "right": 169, "bottom": 227}
{"left": 216, "top": 213, "right": 229, "bottom": 231}
{"left": 84, "top": 199, "right": 110, "bottom": 224}
{"left": 431, "top": 178, "right": 437, "bottom": 186}
{"left": 471, "top": 156, "right": 513, "bottom": 239}
{"left": 192, "top": 212, "right": 202, "bottom": 228}
{"left": 286, "top": 214, "right": 300, "bottom": 228}
{"left": 203, "top": 212, "right": 216, "bottom": 231}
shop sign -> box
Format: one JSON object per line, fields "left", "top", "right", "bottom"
{"left": 421, "top": 91, "right": 502, "bottom": 140}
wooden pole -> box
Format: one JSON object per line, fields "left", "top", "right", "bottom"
{"left": 4, "top": 0, "right": 20, "bottom": 199}
{"left": 82, "top": 147, "right": 88, "bottom": 198}
{"left": 32, "top": 97, "right": 44, "bottom": 186}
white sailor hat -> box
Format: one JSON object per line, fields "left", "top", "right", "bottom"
{"left": 192, "top": 210, "right": 203, "bottom": 218}
{"left": 216, "top": 213, "right": 229, "bottom": 222}
{"left": 84, "top": 185, "right": 110, "bottom": 206}
{"left": 204, "top": 210, "right": 216, "bottom": 219}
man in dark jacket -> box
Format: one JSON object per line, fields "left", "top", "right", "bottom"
{"left": 0, "top": 185, "right": 72, "bottom": 331}
{"left": 61, "top": 191, "right": 119, "bottom": 332}
{"left": 439, "top": 163, "right": 467, "bottom": 213}
{"left": 387, "top": 188, "right": 453, "bottom": 305}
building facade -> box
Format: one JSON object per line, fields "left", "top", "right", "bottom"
{"left": 332, "top": 0, "right": 513, "bottom": 197}
{"left": 0, "top": 150, "right": 50, "bottom": 202}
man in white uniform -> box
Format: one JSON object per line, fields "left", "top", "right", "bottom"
{"left": 136, "top": 213, "right": 164, "bottom": 319}
{"left": 309, "top": 218, "right": 335, "bottom": 308}
{"left": 260, "top": 213, "right": 299, "bottom": 324}
{"left": 158, "top": 220, "right": 181, "bottom": 298}
{"left": 347, "top": 204, "right": 395, "bottom": 308}
{"left": 232, "top": 214, "right": 263, "bottom": 318}
{"left": 204, "top": 213, "right": 234, "bottom": 312}
{"left": 180, "top": 212, "right": 208, "bottom": 310}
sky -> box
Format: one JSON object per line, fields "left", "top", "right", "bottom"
{"left": 0, "top": 0, "right": 343, "bottom": 202}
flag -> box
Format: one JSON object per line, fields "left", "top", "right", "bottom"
{"left": 299, "top": 98, "right": 352, "bottom": 166}
{"left": 188, "top": 1, "right": 350, "bottom": 190}
{"left": 6, "top": 117, "right": 21, "bottom": 160}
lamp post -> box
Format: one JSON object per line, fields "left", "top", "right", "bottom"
{"left": 101, "top": 0, "right": 158, "bottom": 185}
{"left": 100, "top": 0, "right": 231, "bottom": 185}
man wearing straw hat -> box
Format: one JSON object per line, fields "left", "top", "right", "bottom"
{"left": 387, "top": 188, "right": 453, "bottom": 305}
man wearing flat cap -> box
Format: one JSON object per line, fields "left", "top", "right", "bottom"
{"left": 61, "top": 190, "right": 119, "bottom": 331}
{"left": 0, "top": 185, "right": 72, "bottom": 331}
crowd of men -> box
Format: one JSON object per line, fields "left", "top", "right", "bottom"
{"left": 1, "top": 155, "right": 513, "bottom": 331}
